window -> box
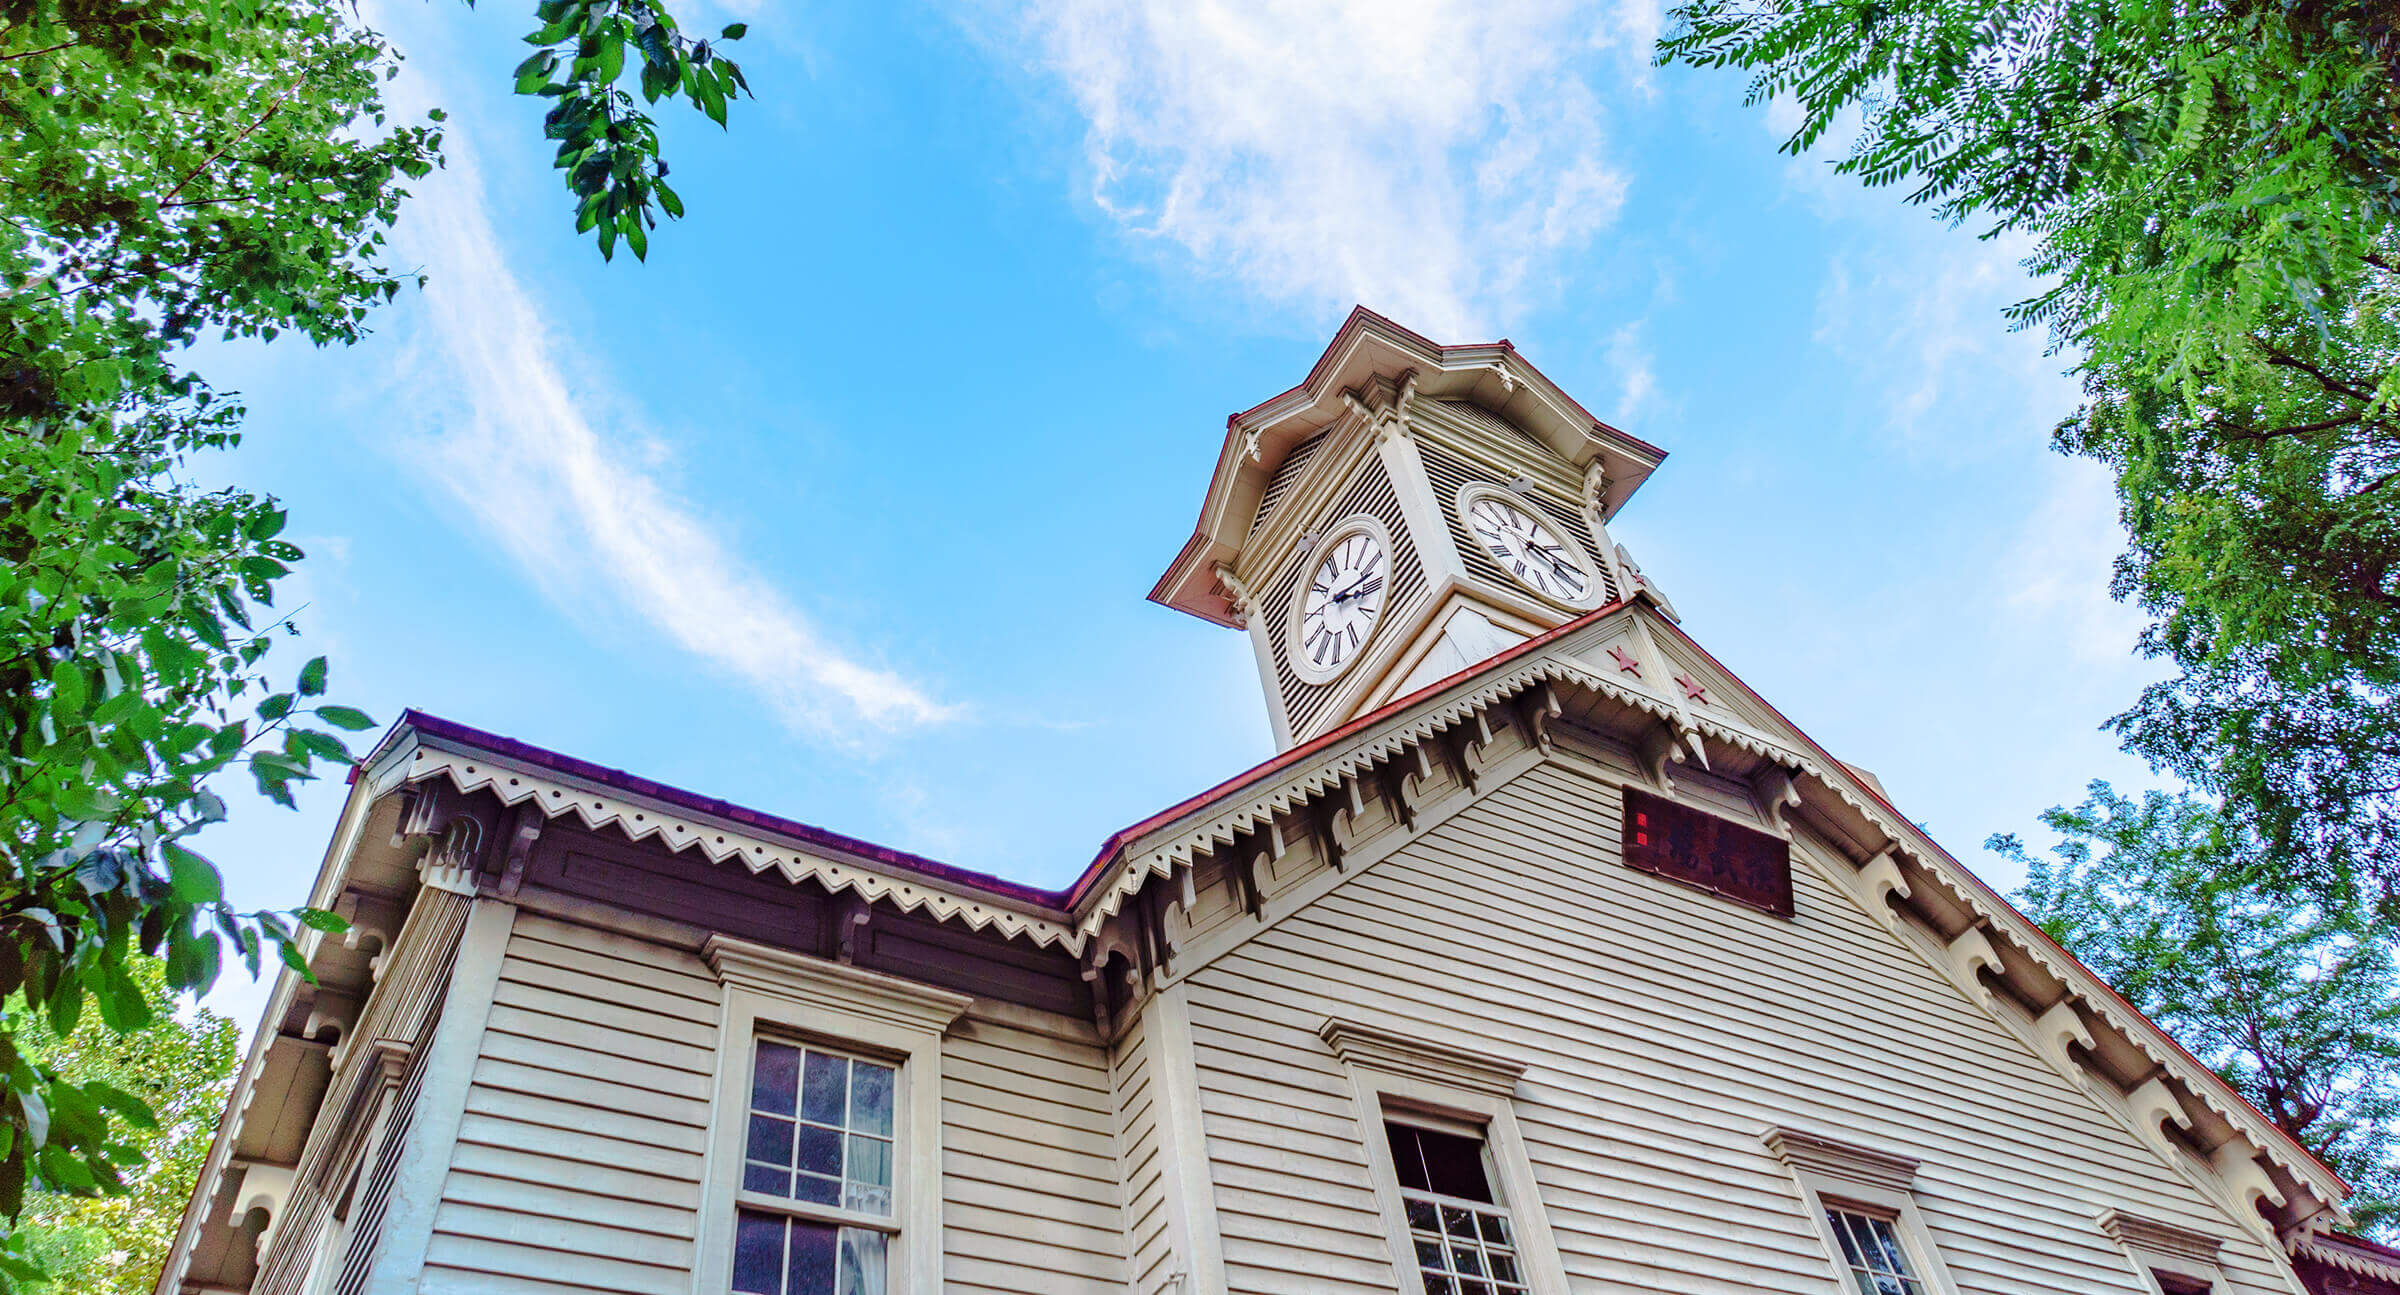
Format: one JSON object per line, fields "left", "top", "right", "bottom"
{"left": 732, "top": 1041, "right": 896, "bottom": 1295}
{"left": 698, "top": 936, "right": 971, "bottom": 1295}
{"left": 1762, "top": 1127, "right": 1960, "bottom": 1295}
{"left": 1321, "top": 1018, "right": 1571, "bottom": 1295}
{"left": 2096, "top": 1208, "right": 2225, "bottom": 1295}
{"left": 1823, "top": 1205, "right": 1928, "bottom": 1295}
{"left": 1387, "top": 1121, "right": 1527, "bottom": 1295}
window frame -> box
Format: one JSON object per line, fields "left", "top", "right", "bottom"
{"left": 1321, "top": 1018, "right": 1573, "bottom": 1295}
{"left": 2096, "top": 1209, "right": 2227, "bottom": 1295}
{"left": 1763, "top": 1127, "right": 1962, "bottom": 1295}
{"left": 695, "top": 935, "right": 971, "bottom": 1295}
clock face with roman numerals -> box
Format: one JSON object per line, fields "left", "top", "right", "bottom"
{"left": 1296, "top": 528, "right": 1387, "bottom": 674}
{"left": 1465, "top": 492, "right": 1592, "bottom": 603}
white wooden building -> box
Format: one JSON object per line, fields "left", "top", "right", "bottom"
{"left": 157, "top": 309, "right": 2381, "bottom": 1295}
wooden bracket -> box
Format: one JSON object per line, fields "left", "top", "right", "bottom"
{"left": 1856, "top": 849, "right": 1912, "bottom": 930}
{"left": 1749, "top": 766, "right": 1801, "bottom": 836}
{"left": 1445, "top": 708, "right": 1497, "bottom": 794}
{"left": 1636, "top": 722, "right": 1687, "bottom": 793}
{"left": 1946, "top": 927, "right": 2004, "bottom": 1010}
{"left": 1379, "top": 756, "right": 1422, "bottom": 833}
{"left": 836, "top": 894, "right": 872, "bottom": 965}
{"left": 495, "top": 803, "right": 544, "bottom": 898}
{"left": 1514, "top": 683, "right": 1561, "bottom": 758}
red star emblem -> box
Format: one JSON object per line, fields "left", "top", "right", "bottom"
{"left": 1607, "top": 645, "right": 1641, "bottom": 676}
{"left": 1673, "top": 672, "right": 1709, "bottom": 704}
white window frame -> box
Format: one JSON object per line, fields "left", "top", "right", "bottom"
{"left": 1321, "top": 1018, "right": 1573, "bottom": 1295}
{"left": 1763, "top": 1127, "right": 1962, "bottom": 1295}
{"left": 2097, "top": 1209, "right": 2227, "bottom": 1294}
{"left": 695, "top": 935, "right": 971, "bottom": 1295}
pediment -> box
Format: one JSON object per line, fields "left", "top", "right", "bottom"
{"left": 1076, "top": 601, "right": 2353, "bottom": 1232}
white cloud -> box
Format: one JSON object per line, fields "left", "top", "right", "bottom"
{"left": 1605, "top": 321, "right": 1657, "bottom": 421}
{"left": 385, "top": 111, "right": 955, "bottom": 734}
{"left": 1015, "top": 0, "right": 1636, "bottom": 335}
{"left": 2003, "top": 457, "right": 2147, "bottom": 666}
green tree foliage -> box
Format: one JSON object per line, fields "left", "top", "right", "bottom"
{"left": 15, "top": 960, "right": 237, "bottom": 1295}
{"left": 1995, "top": 784, "right": 2400, "bottom": 1234}
{"left": 0, "top": 0, "right": 752, "bottom": 1275}
{"left": 1659, "top": 0, "right": 2400, "bottom": 907}
{"left": 507, "top": 0, "right": 751, "bottom": 261}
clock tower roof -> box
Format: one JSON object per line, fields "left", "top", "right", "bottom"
{"left": 1149, "top": 307, "right": 1668, "bottom": 627}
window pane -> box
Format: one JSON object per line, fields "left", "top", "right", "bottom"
{"left": 747, "top": 1113, "right": 794, "bottom": 1167}
{"left": 850, "top": 1061, "right": 895, "bottom": 1138}
{"left": 792, "top": 1171, "right": 842, "bottom": 1206}
{"left": 1826, "top": 1209, "right": 1868, "bottom": 1266}
{"left": 1405, "top": 1197, "right": 1439, "bottom": 1232}
{"left": 802, "top": 1052, "right": 850, "bottom": 1126}
{"left": 845, "top": 1134, "right": 892, "bottom": 1215}
{"left": 753, "top": 1043, "right": 801, "bottom": 1118}
{"left": 796, "top": 1123, "right": 844, "bottom": 1177}
{"left": 733, "top": 1211, "right": 786, "bottom": 1295}
{"left": 744, "top": 1162, "right": 793, "bottom": 1198}
{"left": 1417, "top": 1127, "right": 1496, "bottom": 1203}
{"left": 785, "top": 1219, "right": 838, "bottom": 1295}
{"left": 1388, "top": 1124, "right": 1432, "bottom": 1193}
{"left": 837, "top": 1228, "right": 888, "bottom": 1295}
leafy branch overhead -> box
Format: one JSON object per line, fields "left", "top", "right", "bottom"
{"left": 1660, "top": 0, "right": 2400, "bottom": 908}
{"left": 509, "top": 0, "right": 751, "bottom": 260}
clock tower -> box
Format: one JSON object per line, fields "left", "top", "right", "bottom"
{"left": 1152, "top": 309, "right": 1672, "bottom": 750}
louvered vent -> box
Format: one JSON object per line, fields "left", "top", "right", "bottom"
{"left": 1250, "top": 431, "right": 1327, "bottom": 537}
{"left": 1419, "top": 440, "right": 1619, "bottom": 607}
{"left": 1439, "top": 399, "right": 1549, "bottom": 453}
{"left": 1260, "top": 456, "right": 1427, "bottom": 738}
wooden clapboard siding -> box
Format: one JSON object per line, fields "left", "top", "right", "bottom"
{"left": 941, "top": 1014, "right": 1123, "bottom": 1293}
{"left": 420, "top": 911, "right": 718, "bottom": 1295}
{"left": 1113, "top": 1009, "right": 1175, "bottom": 1295}
{"left": 1184, "top": 760, "right": 2301, "bottom": 1295}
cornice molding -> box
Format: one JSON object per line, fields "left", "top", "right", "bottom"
{"left": 1320, "top": 1017, "right": 1526, "bottom": 1098}
{"left": 1762, "top": 1127, "right": 1921, "bottom": 1195}
{"left": 2292, "top": 1227, "right": 2400, "bottom": 1283}
{"left": 2096, "top": 1209, "right": 2223, "bottom": 1266}
{"left": 384, "top": 742, "right": 1081, "bottom": 953}
{"left": 703, "top": 935, "right": 972, "bottom": 1037}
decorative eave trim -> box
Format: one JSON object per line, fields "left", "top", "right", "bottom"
{"left": 1643, "top": 616, "right": 2354, "bottom": 1219}
{"left": 374, "top": 739, "right": 1084, "bottom": 954}
{"left": 1762, "top": 1127, "right": 1921, "bottom": 1194}
{"left": 704, "top": 935, "right": 972, "bottom": 1036}
{"left": 1074, "top": 639, "right": 1677, "bottom": 942}
{"left": 1320, "top": 1018, "right": 1527, "bottom": 1098}
{"left": 2292, "top": 1227, "right": 2400, "bottom": 1283}
{"left": 2097, "top": 1210, "right": 2223, "bottom": 1266}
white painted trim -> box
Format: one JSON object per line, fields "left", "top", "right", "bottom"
{"left": 357, "top": 897, "right": 517, "bottom": 1295}
{"left": 1325, "top": 1017, "right": 1572, "bottom": 1295}
{"left": 2097, "top": 1209, "right": 2236, "bottom": 1293}
{"left": 692, "top": 938, "right": 969, "bottom": 1295}
{"left": 1144, "top": 982, "right": 1229, "bottom": 1295}
{"left": 1764, "top": 1126, "right": 1963, "bottom": 1295}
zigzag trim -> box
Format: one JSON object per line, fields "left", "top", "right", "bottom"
{"left": 395, "top": 746, "right": 1084, "bottom": 954}
{"left": 1074, "top": 652, "right": 1684, "bottom": 940}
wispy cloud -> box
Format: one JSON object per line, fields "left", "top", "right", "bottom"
{"left": 383, "top": 99, "right": 955, "bottom": 734}
{"left": 1014, "top": 0, "right": 1640, "bottom": 335}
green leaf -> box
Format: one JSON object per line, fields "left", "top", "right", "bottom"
{"left": 295, "top": 907, "right": 350, "bottom": 934}
{"left": 313, "top": 705, "right": 375, "bottom": 731}
{"left": 298, "top": 655, "right": 328, "bottom": 696}
{"left": 720, "top": 21, "right": 746, "bottom": 38}
{"left": 163, "top": 842, "right": 223, "bottom": 903}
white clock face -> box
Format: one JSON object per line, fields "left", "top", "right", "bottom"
{"left": 1466, "top": 494, "right": 1592, "bottom": 603}
{"left": 1298, "top": 530, "right": 1388, "bottom": 672}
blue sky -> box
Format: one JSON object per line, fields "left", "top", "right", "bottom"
{"left": 192, "top": 0, "right": 2163, "bottom": 1022}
